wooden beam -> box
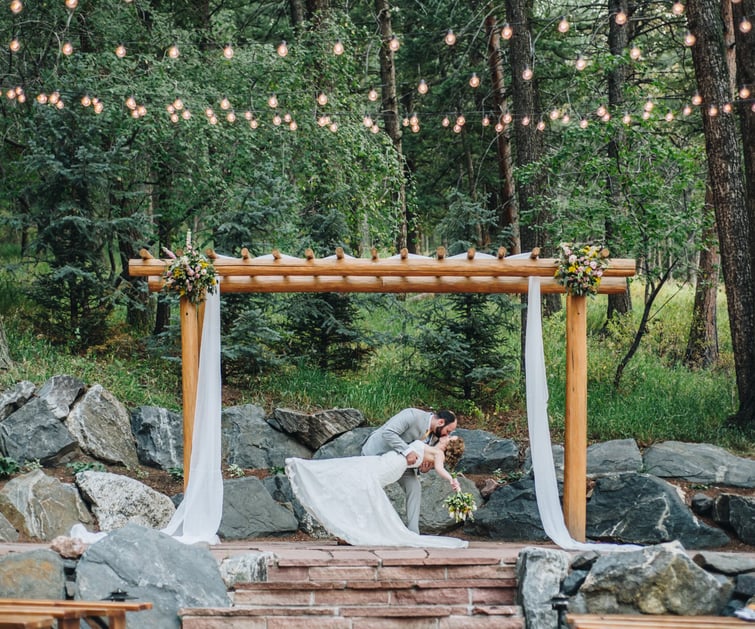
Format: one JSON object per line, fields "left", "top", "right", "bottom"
{"left": 179, "top": 298, "right": 199, "bottom": 491}
{"left": 564, "top": 293, "right": 588, "bottom": 541}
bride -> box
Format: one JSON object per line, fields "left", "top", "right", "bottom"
{"left": 285, "top": 436, "right": 469, "bottom": 548}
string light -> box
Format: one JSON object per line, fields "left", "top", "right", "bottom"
{"left": 220, "top": 97, "right": 231, "bottom": 110}
{"left": 601, "top": 112, "right": 611, "bottom": 122}
{"left": 62, "top": 42, "right": 73, "bottom": 56}
{"left": 622, "top": 113, "right": 632, "bottom": 124}
{"left": 329, "top": 122, "right": 338, "bottom": 132}
{"left": 173, "top": 98, "right": 184, "bottom": 110}
{"left": 630, "top": 46, "right": 641, "bottom": 60}
{"left": 65, "top": 0, "right": 78, "bottom": 9}
{"left": 333, "top": 39, "right": 344, "bottom": 55}
{"left": 371, "top": 124, "right": 379, "bottom": 134}
{"left": 557, "top": 17, "right": 570, "bottom": 33}
{"left": 267, "top": 94, "right": 278, "bottom": 108}
{"left": 126, "top": 96, "right": 137, "bottom": 110}
{"left": 409, "top": 114, "right": 419, "bottom": 126}
{"left": 723, "top": 102, "right": 732, "bottom": 113}
{"left": 502, "top": 112, "right": 512, "bottom": 124}
{"left": 363, "top": 115, "right": 373, "bottom": 128}
{"left": 615, "top": 11, "right": 628, "bottom": 25}
{"left": 575, "top": 55, "right": 587, "bottom": 70}
{"left": 226, "top": 111, "right": 236, "bottom": 123}
{"left": 596, "top": 105, "right": 607, "bottom": 117}
{"left": 418, "top": 79, "right": 428, "bottom": 94}
{"left": 536, "top": 120, "right": 546, "bottom": 131}
{"left": 444, "top": 29, "right": 456, "bottom": 46}
{"left": 453, "top": 123, "right": 462, "bottom": 133}
{"left": 684, "top": 32, "right": 696, "bottom": 46}
{"left": 272, "top": 113, "right": 282, "bottom": 125}
{"left": 9, "top": 39, "right": 20, "bottom": 52}
{"left": 316, "top": 92, "right": 328, "bottom": 106}
{"left": 115, "top": 44, "right": 126, "bottom": 58}
{"left": 644, "top": 99, "right": 654, "bottom": 112}
{"left": 482, "top": 116, "right": 490, "bottom": 126}
{"left": 579, "top": 118, "right": 588, "bottom": 129}
{"left": 501, "top": 23, "right": 513, "bottom": 39}
{"left": 671, "top": 1, "right": 685, "bottom": 14}
{"left": 642, "top": 110, "right": 651, "bottom": 120}
{"left": 521, "top": 115, "right": 530, "bottom": 126}
{"left": 549, "top": 108, "right": 560, "bottom": 120}
{"left": 289, "top": 120, "right": 298, "bottom": 130}
{"left": 708, "top": 104, "right": 718, "bottom": 116}
{"left": 276, "top": 41, "right": 288, "bottom": 57}
{"left": 283, "top": 112, "right": 292, "bottom": 123}
{"left": 740, "top": 18, "right": 752, "bottom": 33}
{"left": 522, "top": 67, "right": 533, "bottom": 80}
{"left": 170, "top": 113, "right": 179, "bottom": 123}
{"left": 368, "top": 88, "right": 378, "bottom": 102}
{"left": 494, "top": 122, "right": 504, "bottom": 132}
{"left": 223, "top": 45, "right": 234, "bottom": 59}
{"left": 456, "top": 114, "right": 466, "bottom": 126}
{"left": 740, "top": 87, "right": 751, "bottom": 99}
{"left": 682, "top": 105, "right": 692, "bottom": 116}
{"left": 562, "top": 113, "right": 570, "bottom": 124}
{"left": 665, "top": 111, "right": 674, "bottom": 121}
{"left": 36, "top": 93, "right": 48, "bottom": 104}
{"left": 249, "top": 116, "right": 258, "bottom": 128}
{"left": 388, "top": 35, "right": 400, "bottom": 51}
{"left": 469, "top": 73, "right": 480, "bottom": 88}
{"left": 167, "top": 45, "right": 180, "bottom": 59}
{"left": 9, "top": 0, "right": 22, "bottom": 14}
{"left": 80, "top": 95, "right": 91, "bottom": 107}
{"left": 692, "top": 93, "right": 702, "bottom": 105}
{"left": 442, "top": 116, "right": 450, "bottom": 127}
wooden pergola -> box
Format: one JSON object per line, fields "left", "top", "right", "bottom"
{"left": 129, "top": 245, "right": 636, "bottom": 541}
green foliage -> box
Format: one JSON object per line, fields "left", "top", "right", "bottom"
{"left": 168, "top": 467, "right": 184, "bottom": 481}
{"left": 0, "top": 456, "right": 20, "bottom": 478}
{"left": 66, "top": 461, "right": 106, "bottom": 474}
{"left": 227, "top": 464, "right": 246, "bottom": 478}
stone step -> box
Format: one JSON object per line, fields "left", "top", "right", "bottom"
{"left": 180, "top": 604, "right": 524, "bottom": 629}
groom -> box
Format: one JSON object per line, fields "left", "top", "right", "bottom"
{"left": 361, "top": 408, "right": 457, "bottom": 534}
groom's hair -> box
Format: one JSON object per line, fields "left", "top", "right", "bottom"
{"left": 436, "top": 409, "right": 456, "bottom": 426}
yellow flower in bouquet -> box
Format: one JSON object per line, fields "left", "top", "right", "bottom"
{"left": 443, "top": 490, "right": 477, "bottom": 523}
{"left": 554, "top": 242, "right": 609, "bottom": 297}
{"left": 161, "top": 230, "right": 217, "bottom": 304}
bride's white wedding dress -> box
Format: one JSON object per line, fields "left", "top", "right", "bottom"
{"left": 285, "top": 440, "right": 468, "bottom": 548}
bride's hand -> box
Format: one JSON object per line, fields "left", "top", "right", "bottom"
{"left": 450, "top": 478, "right": 461, "bottom": 491}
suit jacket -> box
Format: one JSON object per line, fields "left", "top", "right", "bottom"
{"left": 361, "top": 408, "right": 432, "bottom": 456}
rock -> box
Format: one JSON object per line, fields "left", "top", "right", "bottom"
{"left": 524, "top": 444, "right": 564, "bottom": 480}
{"left": 37, "top": 375, "right": 85, "bottom": 419}
{"left": 65, "top": 384, "right": 139, "bottom": 467}
{"left": 222, "top": 405, "right": 312, "bottom": 469}
{"left": 217, "top": 477, "right": 299, "bottom": 540}
{"left": 693, "top": 551, "right": 755, "bottom": 575}
{"left": 314, "top": 426, "right": 374, "bottom": 459}
{"left": 262, "top": 473, "right": 329, "bottom": 538}
{"left": 131, "top": 406, "right": 184, "bottom": 470}
{"left": 0, "top": 549, "right": 66, "bottom": 598}
{"left": 571, "top": 541, "right": 733, "bottom": 615}
{"left": 0, "top": 380, "right": 36, "bottom": 420}
{"left": 711, "top": 493, "right": 755, "bottom": 545}
{"left": 643, "top": 441, "right": 755, "bottom": 488}
{"left": 50, "top": 535, "right": 87, "bottom": 559}
{"left": 0, "top": 511, "right": 18, "bottom": 542}
{"left": 453, "top": 428, "right": 519, "bottom": 473}
{"left": 691, "top": 492, "right": 714, "bottom": 516}
{"left": 75, "top": 471, "right": 175, "bottom": 531}
{"left": 516, "top": 546, "right": 569, "bottom": 629}
{"left": 76, "top": 523, "right": 230, "bottom": 628}
{"left": 270, "top": 407, "right": 365, "bottom": 450}
{"left": 586, "top": 439, "right": 642, "bottom": 475}
{"left": 417, "top": 473, "right": 479, "bottom": 534}
{"left": 736, "top": 573, "right": 755, "bottom": 598}
{"left": 586, "top": 472, "right": 730, "bottom": 548}
{"left": 0, "top": 469, "right": 93, "bottom": 541}
{"left": 219, "top": 552, "right": 274, "bottom": 588}
{"left": 0, "top": 397, "right": 78, "bottom": 464}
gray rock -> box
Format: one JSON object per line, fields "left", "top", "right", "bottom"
{"left": 453, "top": 428, "right": 519, "bottom": 473}
{"left": 262, "top": 473, "right": 329, "bottom": 538}
{"left": 417, "top": 473, "right": 479, "bottom": 534}
{"left": 516, "top": 546, "right": 569, "bottom": 629}
{"left": 691, "top": 492, "right": 714, "bottom": 515}
{"left": 75, "top": 470, "right": 175, "bottom": 532}
{"left": 37, "top": 374, "right": 85, "bottom": 419}
{"left": 0, "top": 380, "right": 36, "bottom": 420}
{"left": 222, "top": 405, "right": 312, "bottom": 469}
{"left": 0, "top": 469, "right": 93, "bottom": 541}
{"left": 736, "top": 573, "right": 755, "bottom": 598}
{"left": 65, "top": 384, "right": 139, "bottom": 467}
{"left": 218, "top": 477, "right": 299, "bottom": 540}
{"left": 524, "top": 444, "right": 564, "bottom": 480}
{"left": 0, "top": 549, "right": 66, "bottom": 598}
{"left": 464, "top": 477, "right": 549, "bottom": 541}
{"left": 572, "top": 541, "right": 733, "bottom": 615}
{"left": 131, "top": 406, "right": 184, "bottom": 470}
{"left": 314, "top": 426, "right": 374, "bottom": 459}
{"left": 729, "top": 494, "right": 755, "bottom": 545}
{"left": 693, "top": 551, "right": 755, "bottom": 575}
{"left": 643, "top": 441, "right": 755, "bottom": 488}
{"left": 270, "top": 407, "right": 365, "bottom": 450}
{"left": 586, "top": 472, "right": 730, "bottom": 548}
{"left": 0, "top": 397, "right": 78, "bottom": 464}
{"left": 219, "top": 552, "right": 275, "bottom": 588}
{"left": 0, "top": 511, "right": 18, "bottom": 542}
{"left": 586, "top": 439, "right": 642, "bottom": 475}
{"left": 76, "top": 523, "right": 230, "bottom": 628}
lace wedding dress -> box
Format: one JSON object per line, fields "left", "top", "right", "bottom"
{"left": 286, "top": 440, "right": 468, "bottom": 548}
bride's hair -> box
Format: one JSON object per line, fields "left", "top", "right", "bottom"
{"left": 443, "top": 437, "right": 465, "bottom": 470}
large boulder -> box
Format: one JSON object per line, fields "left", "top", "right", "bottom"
{"left": 0, "top": 398, "right": 78, "bottom": 464}
{"left": 0, "top": 469, "right": 93, "bottom": 541}
{"left": 517, "top": 547, "right": 570, "bottom": 629}
{"left": 37, "top": 375, "right": 85, "bottom": 419}
{"left": 75, "top": 471, "right": 176, "bottom": 532}
{"left": 0, "top": 380, "right": 36, "bottom": 420}
{"left": 314, "top": 427, "right": 374, "bottom": 459}
{"left": 131, "top": 406, "right": 184, "bottom": 470}
{"left": 65, "top": 384, "right": 139, "bottom": 467}
{"left": 711, "top": 493, "right": 755, "bottom": 545}
{"left": 269, "top": 407, "right": 365, "bottom": 450}
{"left": 453, "top": 428, "right": 519, "bottom": 473}
{"left": 0, "top": 549, "right": 66, "bottom": 598}
{"left": 217, "top": 477, "right": 299, "bottom": 540}
{"left": 76, "top": 523, "right": 230, "bottom": 628}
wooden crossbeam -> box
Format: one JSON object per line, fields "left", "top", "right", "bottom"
{"left": 567, "top": 614, "right": 749, "bottom": 628}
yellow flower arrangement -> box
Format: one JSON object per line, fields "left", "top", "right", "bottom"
{"left": 161, "top": 231, "right": 217, "bottom": 304}
{"left": 554, "top": 242, "right": 609, "bottom": 296}
{"left": 443, "top": 489, "right": 477, "bottom": 523}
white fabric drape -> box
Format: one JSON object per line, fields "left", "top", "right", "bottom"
{"left": 160, "top": 281, "right": 224, "bottom": 544}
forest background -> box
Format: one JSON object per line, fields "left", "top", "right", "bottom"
{"left": 0, "top": 0, "right": 753, "bottom": 455}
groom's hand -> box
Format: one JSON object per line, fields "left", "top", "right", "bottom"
{"left": 406, "top": 452, "right": 419, "bottom": 466}
{"left": 419, "top": 460, "right": 433, "bottom": 473}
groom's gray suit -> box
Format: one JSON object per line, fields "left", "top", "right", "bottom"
{"left": 361, "top": 407, "right": 432, "bottom": 534}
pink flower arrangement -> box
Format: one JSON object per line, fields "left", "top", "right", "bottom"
{"left": 554, "top": 243, "right": 609, "bottom": 296}
{"left": 161, "top": 230, "right": 217, "bottom": 304}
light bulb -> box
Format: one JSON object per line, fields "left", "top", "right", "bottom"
{"left": 692, "top": 93, "right": 702, "bottom": 105}
{"left": 80, "top": 95, "right": 91, "bottom": 107}
{"left": 371, "top": 124, "right": 379, "bottom": 134}
{"left": 244, "top": 111, "right": 252, "bottom": 120}
{"left": 549, "top": 108, "right": 560, "bottom": 120}
{"left": 220, "top": 97, "right": 231, "bottom": 110}
{"left": 166, "top": 104, "right": 175, "bottom": 114}
{"left": 93, "top": 101, "right": 103, "bottom": 113}
{"left": 131, "top": 109, "right": 139, "bottom": 119}
{"left": 181, "top": 109, "right": 191, "bottom": 120}
{"left": 562, "top": 113, "right": 570, "bottom": 124}
{"left": 289, "top": 120, "right": 298, "bottom": 130}
{"left": 277, "top": 41, "right": 288, "bottom": 57}
{"left": 272, "top": 114, "right": 281, "bottom": 125}
{"left": 223, "top": 45, "right": 234, "bottom": 59}
{"left": 644, "top": 99, "right": 654, "bottom": 112}
{"left": 205, "top": 108, "right": 214, "bottom": 117}
{"left": 642, "top": 110, "right": 651, "bottom": 120}
{"left": 317, "top": 116, "right": 327, "bottom": 127}
{"left": 503, "top": 112, "right": 513, "bottom": 124}
{"left": 65, "top": 0, "right": 78, "bottom": 9}
{"left": 469, "top": 73, "right": 480, "bottom": 88}
{"left": 740, "top": 18, "right": 752, "bottom": 33}
{"left": 597, "top": 105, "right": 607, "bottom": 117}
{"left": 115, "top": 44, "right": 126, "bottom": 58}
{"left": 209, "top": 115, "right": 218, "bottom": 125}
{"left": 739, "top": 86, "right": 751, "bottom": 99}
{"left": 6, "top": 89, "right": 14, "bottom": 100}
{"left": 409, "top": 114, "right": 419, "bottom": 126}
{"left": 444, "top": 29, "right": 456, "bottom": 45}
{"left": 522, "top": 115, "right": 531, "bottom": 126}
{"left": 62, "top": 42, "right": 73, "bottom": 55}
{"left": 630, "top": 46, "right": 641, "bottom": 60}
{"left": 579, "top": 119, "right": 588, "bottom": 129}
{"left": 37, "top": 93, "right": 48, "bottom": 104}
{"left": 452, "top": 123, "right": 462, "bottom": 133}
{"left": 602, "top": 112, "right": 611, "bottom": 121}
{"left": 615, "top": 11, "right": 627, "bottom": 25}
{"left": 317, "top": 92, "right": 328, "bottom": 106}
{"left": 665, "top": 111, "right": 674, "bottom": 121}
{"left": 363, "top": 115, "right": 373, "bottom": 127}
{"left": 388, "top": 35, "right": 400, "bottom": 51}
{"left": 226, "top": 112, "right": 236, "bottom": 123}
{"left": 56, "top": 100, "right": 65, "bottom": 110}
{"left": 537, "top": 120, "right": 546, "bottom": 131}
{"left": 672, "top": 1, "right": 685, "bottom": 14}
{"left": 723, "top": 102, "right": 732, "bottom": 113}
{"left": 501, "top": 23, "right": 513, "bottom": 39}
{"left": 558, "top": 17, "right": 570, "bottom": 33}
{"left": 9, "top": 0, "right": 22, "bottom": 14}
{"left": 684, "top": 32, "right": 696, "bottom": 46}
{"left": 329, "top": 122, "right": 338, "bottom": 132}
{"left": 575, "top": 55, "right": 587, "bottom": 70}
{"left": 268, "top": 94, "right": 278, "bottom": 108}
{"left": 456, "top": 114, "right": 466, "bottom": 126}
{"left": 283, "top": 112, "right": 291, "bottom": 123}
{"left": 173, "top": 98, "right": 183, "bottom": 110}
{"left": 418, "top": 79, "right": 428, "bottom": 94}
{"left": 441, "top": 116, "right": 450, "bottom": 127}
{"left": 411, "top": 124, "right": 419, "bottom": 133}
{"left": 168, "top": 45, "right": 179, "bottom": 59}
{"left": 333, "top": 39, "right": 344, "bottom": 55}
{"left": 368, "top": 88, "right": 378, "bottom": 101}
{"left": 522, "top": 67, "right": 533, "bottom": 80}
{"left": 682, "top": 105, "right": 692, "bottom": 116}
{"left": 170, "top": 113, "right": 179, "bottom": 123}
{"left": 249, "top": 117, "right": 258, "bottom": 128}
{"left": 402, "top": 117, "right": 409, "bottom": 127}
{"left": 708, "top": 105, "right": 718, "bottom": 116}
{"left": 126, "top": 96, "right": 137, "bottom": 110}
{"left": 482, "top": 116, "right": 490, "bottom": 127}
{"left": 9, "top": 39, "right": 20, "bottom": 52}
{"left": 495, "top": 122, "right": 504, "bottom": 132}
{"left": 137, "top": 104, "right": 146, "bottom": 116}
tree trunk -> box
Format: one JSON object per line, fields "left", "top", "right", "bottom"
{"left": 684, "top": 183, "right": 720, "bottom": 368}
{"left": 485, "top": 10, "right": 519, "bottom": 254}
{"left": 375, "top": 0, "right": 409, "bottom": 252}
{"left": 605, "top": 0, "right": 632, "bottom": 319}
{"left": 687, "top": 0, "right": 755, "bottom": 432}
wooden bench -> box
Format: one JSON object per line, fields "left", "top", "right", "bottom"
{"left": 0, "top": 599, "right": 152, "bottom": 629}
{"left": 0, "top": 614, "right": 56, "bottom": 629}
{"left": 567, "top": 613, "right": 750, "bottom": 628}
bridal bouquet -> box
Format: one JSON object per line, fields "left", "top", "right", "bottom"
{"left": 161, "top": 230, "right": 217, "bottom": 304}
{"left": 444, "top": 490, "right": 477, "bottom": 523}
{"left": 554, "top": 242, "right": 609, "bottom": 297}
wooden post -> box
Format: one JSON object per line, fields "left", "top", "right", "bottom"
{"left": 564, "top": 293, "right": 587, "bottom": 541}
{"left": 179, "top": 298, "right": 200, "bottom": 492}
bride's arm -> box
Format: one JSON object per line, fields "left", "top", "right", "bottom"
{"left": 425, "top": 446, "right": 461, "bottom": 490}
